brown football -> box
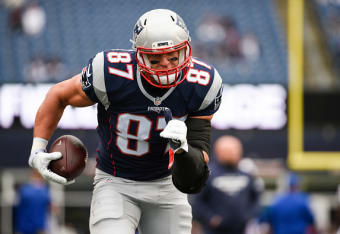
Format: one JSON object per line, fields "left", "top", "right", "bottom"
{"left": 48, "top": 135, "right": 88, "bottom": 181}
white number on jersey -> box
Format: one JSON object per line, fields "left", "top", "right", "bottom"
{"left": 107, "top": 52, "right": 134, "bottom": 80}
{"left": 186, "top": 69, "right": 210, "bottom": 86}
{"left": 116, "top": 113, "right": 152, "bottom": 156}
{"left": 186, "top": 58, "right": 212, "bottom": 86}
{"left": 115, "top": 113, "right": 168, "bottom": 157}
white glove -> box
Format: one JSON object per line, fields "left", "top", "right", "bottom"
{"left": 29, "top": 137, "right": 74, "bottom": 185}
{"left": 160, "top": 119, "right": 189, "bottom": 153}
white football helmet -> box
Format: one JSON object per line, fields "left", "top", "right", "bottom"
{"left": 131, "top": 9, "right": 192, "bottom": 88}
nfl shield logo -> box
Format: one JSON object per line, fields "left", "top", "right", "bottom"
{"left": 154, "top": 97, "right": 162, "bottom": 106}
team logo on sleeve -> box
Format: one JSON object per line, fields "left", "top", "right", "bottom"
{"left": 214, "top": 85, "right": 223, "bottom": 110}
{"left": 81, "top": 65, "right": 92, "bottom": 89}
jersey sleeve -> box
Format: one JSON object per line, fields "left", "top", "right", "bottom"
{"left": 81, "top": 55, "right": 99, "bottom": 103}
{"left": 81, "top": 51, "right": 112, "bottom": 110}
{"left": 190, "top": 68, "right": 223, "bottom": 116}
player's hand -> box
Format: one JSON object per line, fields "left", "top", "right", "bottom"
{"left": 160, "top": 119, "right": 188, "bottom": 153}
{"left": 29, "top": 138, "right": 74, "bottom": 185}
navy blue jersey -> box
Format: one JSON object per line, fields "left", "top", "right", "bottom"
{"left": 192, "top": 165, "right": 261, "bottom": 234}
{"left": 81, "top": 49, "right": 222, "bottom": 181}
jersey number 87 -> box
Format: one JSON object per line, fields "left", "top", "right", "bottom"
{"left": 116, "top": 113, "right": 167, "bottom": 157}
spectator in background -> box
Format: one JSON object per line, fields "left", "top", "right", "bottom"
{"left": 46, "top": 56, "right": 68, "bottom": 82}
{"left": 5, "top": 0, "right": 46, "bottom": 35}
{"left": 240, "top": 32, "right": 261, "bottom": 62}
{"left": 238, "top": 157, "right": 265, "bottom": 234}
{"left": 2, "top": 0, "right": 24, "bottom": 9}
{"left": 192, "top": 13, "right": 261, "bottom": 75}
{"left": 14, "top": 169, "right": 52, "bottom": 234}
{"left": 24, "top": 55, "right": 49, "bottom": 83}
{"left": 8, "top": 4, "right": 24, "bottom": 32}
{"left": 21, "top": 0, "right": 46, "bottom": 36}
{"left": 194, "top": 14, "right": 243, "bottom": 63}
{"left": 220, "top": 16, "right": 243, "bottom": 59}
{"left": 24, "top": 55, "right": 68, "bottom": 83}
{"left": 259, "top": 172, "right": 316, "bottom": 234}
{"left": 4, "top": 0, "right": 25, "bottom": 33}
{"left": 191, "top": 135, "right": 262, "bottom": 234}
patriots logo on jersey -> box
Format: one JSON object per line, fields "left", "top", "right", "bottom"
{"left": 154, "top": 97, "right": 162, "bottom": 106}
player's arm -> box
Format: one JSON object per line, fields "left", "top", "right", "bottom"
{"left": 185, "top": 114, "right": 213, "bottom": 162}
{"left": 29, "top": 74, "right": 95, "bottom": 185}
{"left": 34, "top": 73, "right": 94, "bottom": 140}
{"left": 161, "top": 65, "right": 223, "bottom": 194}
{"left": 160, "top": 114, "right": 213, "bottom": 194}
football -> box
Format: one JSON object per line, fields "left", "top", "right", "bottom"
{"left": 48, "top": 135, "right": 88, "bottom": 181}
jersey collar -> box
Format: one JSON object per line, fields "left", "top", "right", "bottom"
{"left": 136, "top": 68, "right": 177, "bottom": 106}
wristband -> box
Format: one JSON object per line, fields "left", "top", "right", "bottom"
{"left": 29, "top": 137, "right": 48, "bottom": 167}
{"left": 31, "top": 137, "right": 48, "bottom": 153}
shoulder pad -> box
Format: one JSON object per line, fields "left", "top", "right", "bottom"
{"left": 184, "top": 58, "right": 223, "bottom": 114}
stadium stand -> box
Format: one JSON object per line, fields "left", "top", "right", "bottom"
{"left": 0, "top": 0, "right": 287, "bottom": 85}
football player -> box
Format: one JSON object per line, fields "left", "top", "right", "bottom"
{"left": 28, "top": 9, "right": 223, "bottom": 234}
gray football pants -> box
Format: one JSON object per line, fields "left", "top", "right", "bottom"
{"left": 89, "top": 169, "right": 192, "bottom": 234}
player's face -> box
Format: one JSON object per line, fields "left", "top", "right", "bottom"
{"left": 147, "top": 51, "right": 179, "bottom": 71}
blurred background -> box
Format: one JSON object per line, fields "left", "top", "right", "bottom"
{"left": 0, "top": 0, "right": 340, "bottom": 233}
